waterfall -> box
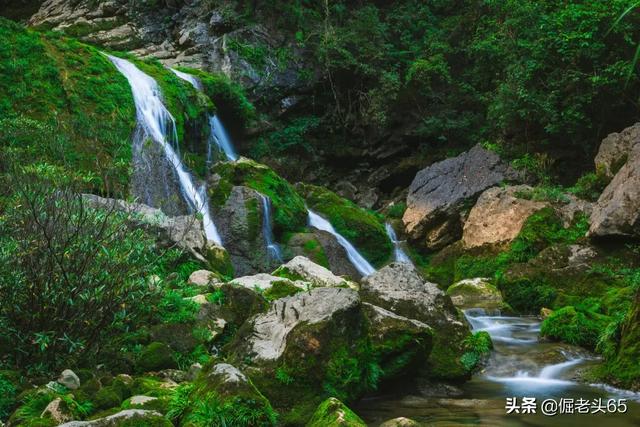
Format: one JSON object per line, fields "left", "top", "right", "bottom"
{"left": 307, "top": 209, "right": 375, "bottom": 276}
{"left": 169, "top": 68, "right": 239, "bottom": 162}
{"left": 384, "top": 222, "right": 411, "bottom": 263}
{"left": 108, "top": 55, "right": 223, "bottom": 245}
{"left": 259, "top": 194, "right": 283, "bottom": 263}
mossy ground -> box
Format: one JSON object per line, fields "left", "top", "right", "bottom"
{"left": 299, "top": 183, "right": 393, "bottom": 267}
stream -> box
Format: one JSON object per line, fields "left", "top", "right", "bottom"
{"left": 355, "top": 308, "right": 640, "bottom": 426}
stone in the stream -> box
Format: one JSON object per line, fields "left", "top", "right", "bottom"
{"left": 447, "top": 278, "right": 504, "bottom": 310}
{"left": 273, "top": 256, "right": 356, "bottom": 288}
{"left": 57, "top": 369, "right": 80, "bottom": 390}
{"left": 594, "top": 122, "right": 640, "bottom": 179}
{"left": 184, "top": 363, "right": 276, "bottom": 425}
{"left": 58, "top": 409, "right": 170, "bottom": 427}
{"left": 403, "top": 144, "right": 519, "bottom": 250}
{"left": 306, "top": 397, "right": 366, "bottom": 427}
{"left": 589, "top": 144, "right": 640, "bottom": 239}
{"left": 360, "top": 263, "right": 472, "bottom": 380}
{"left": 379, "top": 418, "right": 420, "bottom": 427}
{"left": 462, "top": 185, "right": 547, "bottom": 249}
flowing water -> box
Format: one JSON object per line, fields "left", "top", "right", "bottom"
{"left": 355, "top": 308, "right": 640, "bottom": 426}
{"left": 385, "top": 222, "right": 412, "bottom": 263}
{"left": 169, "top": 68, "right": 238, "bottom": 162}
{"left": 108, "top": 56, "right": 222, "bottom": 245}
{"left": 259, "top": 194, "right": 283, "bottom": 263}
{"left": 307, "top": 209, "right": 375, "bottom": 277}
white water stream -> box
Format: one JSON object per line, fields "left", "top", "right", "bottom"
{"left": 307, "top": 209, "right": 375, "bottom": 276}
{"left": 108, "top": 55, "right": 222, "bottom": 245}
{"left": 384, "top": 222, "right": 412, "bottom": 263}
{"left": 259, "top": 194, "right": 283, "bottom": 263}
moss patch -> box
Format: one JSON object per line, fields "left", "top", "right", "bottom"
{"left": 306, "top": 397, "right": 366, "bottom": 427}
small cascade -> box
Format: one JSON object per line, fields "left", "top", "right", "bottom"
{"left": 307, "top": 209, "right": 375, "bottom": 277}
{"left": 108, "top": 55, "right": 222, "bottom": 245}
{"left": 169, "top": 68, "right": 238, "bottom": 162}
{"left": 384, "top": 222, "right": 411, "bottom": 263}
{"left": 259, "top": 194, "right": 283, "bottom": 263}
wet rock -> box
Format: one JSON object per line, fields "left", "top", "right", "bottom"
{"left": 273, "top": 256, "right": 355, "bottom": 288}
{"left": 360, "top": 263, "right": 471, "bottom": 380}
{"left": 589, "top": 145, "right": 640, "bottom": 239}
{"left": 57, "top": 369, "right": 80, "bottom": 390}
{"left": 306, "top": 397, "right": 366, "bottom": 427}
{"left": 215, "top": 185, "right": 274, "bottom": 275}
{"left": 462, "top": 185, "right": 548, "bottom": 249}
{"left": 403, "top": 144, "right": 519, "bottom": 250}
{"left": 379, "top": 418, "right": 420, "bottom": 427}
{"left": 58, "top": 409, "right": 170, "bottom": 427}
{"left": 447, "top": 278, "right": 504, "bottom": 311}
{"left": 594, "top": 122, "right": 640, "bottom": 179}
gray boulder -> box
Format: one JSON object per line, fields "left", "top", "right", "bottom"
{"left": 403, "top": 144, "right": 518, "bottom": 250}
{"left": 589, "top": 146, "right": 640, "bottom": 238}
{"left": 58, "top": 410, "right": 170, "bottom": 427}
{"left": 595, "top": 122, "right": 640, "bottom": 179}
{"left": 273, "top": 256, "right": 356, "bottom": 289}
{"left": 57, "top": 369, "right": 80, "bottom": 390}
{"left": 360, "top": 263, "right": 471, "bottom": 380}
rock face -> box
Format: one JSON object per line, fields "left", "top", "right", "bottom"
{"left": 187, "top": 269, "right": 221, "bottom": 287}
{"left": 462, "top": 185, "right": 547, "bottom": 249}
{"left": 273, "top": 256, "right": 355, "bottom": 288}
{"left": 230, "top": 273, "right": 308, "bottom": 292}
{"left": 58, "top": 409, "right": 170, "bottom": 427}
{"left": 589, "top": 146, "right": 640, "bottom": 239}
{"left": 595, "top": 122, "right": 640, "bottom": 179}
{"left": 447, "top": 278, "right": 504, "bottom": 310}
{"left": 215, "top": 185, "right": 274, "bottom": 276}
{"left": 403, "top": 144, "right": 518, "bottom": 250}
{"left": 285, "top": 231, "right": 361, "bottom": 279}
{"left": 360, "top": 263, "right": 471, "bottom": 380}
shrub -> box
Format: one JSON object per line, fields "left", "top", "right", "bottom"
{"left": 541, "top": 306, "right": 609, "bottom": 349}
{"left": 0, "top": 374, "right": 16, "bottom": 420}
{"left": 461, "top": 331, "right": 493, "bottom": 372}
{"left": 500, "top": 279, "right": 557, "bottom": 314}
{"left": 0, "top": 174, "right": 162, "bottom": 369}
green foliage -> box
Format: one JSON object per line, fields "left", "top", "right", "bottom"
{"left": 0, "top": 373, "right": 16, "bottom": 420}
{"left": 461, "top": 331, "right": 493, "bottom": 372}
{"left": 541, "top": 306, "right": 609, "bottom": 349}
{"left": 323, "top": 345, "right": 383, "bottom": 402}
{"left": 157, "top": 290, "right": 200, "bottom": 324}
{"left": 569, "top": 171, "right": 610, "bottom": 201}
{"left": 263, "top": 281, "right": 304, "bottom": 301}
{"left": 306, "top": 397, "right": 366, "bottom": 427}
{"left": 252, "top": 116, "right": 320, "bottom": 158}
{"left": 136, "top": 342, "right": 178, "bottom": 373}
{"left": 501, "top": 279, "right": 557, "bottom": 314}
{"left": 300, "top": 184, "right": 393, "bottom": 267}
{"left": 385, "top": 202, "right": 407, "bottom": 220}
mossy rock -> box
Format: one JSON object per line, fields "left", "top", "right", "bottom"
{"left": 447, "top": 278, "right": 504, "bottom": 310}
{"left": 298, "top": 183, "right": 393, "bottom": 267}
{"left": 263, "top": 280, "right": 305, "bottom": 301}
{"left": 204, "top": 245, "right": 234, "bottom": 279}
{"left": 209, "top": 158, "right": 307, "bottom": 236}
{"left": 94, "top": 386, "right": 124, "bottom": 411}
{"left": 136, "top": 342, "right": 178, "bottom": 373}
{"left": 305, "top": 397, "right": 366, "bottom": 427}
{"left": 283, "top": 232, "right": 330, "bottom": 269}
{"left": 541, "top": 306, "right": 610, "bottom": 350}
{"left": 181, "top": 363, "right": 277, "bottom": 426}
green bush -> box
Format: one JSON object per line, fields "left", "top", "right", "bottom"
{"left": 136, "top": 342, "right": 178, "bottom": 373}
{"left": 569, "top": 172, "right": 610, "bottom": 201}
{"left": 461, "top": 331, "right": 493, "bottom": 372}
{"left": 0, "top": 374, "right": 16, "bottom": 420}
{"left": 541, "top": 306, "right": 609, "bottom": 349}
{"left": 500, "top": 279, "right": 557, "bottom": 314}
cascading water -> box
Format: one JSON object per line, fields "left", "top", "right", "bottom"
{"left": 259, "top": 194, "right": 283, "bottom": 263}
{"left": 384, "top": 222, "right": 412, "bottom": 263}
{"left": 169, "top": 68, "right": 239, "bottom": 162}
{"left": 108, "top": 55, "right": 222, "bottom": 245}
{"left": 307, "top": 209, "right": 375, "bottom": 276}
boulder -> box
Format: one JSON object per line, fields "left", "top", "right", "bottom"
{"left": 127, "top": 395, "right": 157, "bottom": 407}
{"left": 379, "top": 418, "right": 420, "bottom": 427}
{"left": 184, "top": 363, "right": 277, "bottom": 426}
{"left": 360, "top": 263, "right": 471, "bottom": 380}
{"left": 215, "top": 185, "right": 274, "bottom": 275}
{"left": 57, "top": 369, "right": 80, "bottom": 390}
{"left": 403, "top": 144, "right": 518, "bottom": 250}
{"left": 462, "top": 185, "right": 548, "bottom": 249}
{"left": 589, "top": 146, "right": 640, "bottom": 238}
{"left": 135, "top": 342, "right": 177, "bottom": 373}
{"left": 285, "top": 231, "right": 361, "bottom": 279}
{"left": 58, "top": 409, "right": 170, "bottom": 427}
{"left": 41, "top": 398, "right": 72, "bottom": 424}
{"left": 402, "top": 145, "right": 517, "bottom": 250}
{"left": 273, "top": 256, "right": 355, "bottom": 288}
{"left": 594, "top": 122, "right": 640, "bottom": 179}
{"left": 556, "top": 193, "right": 593, "bottom": 227}
{"left": 187, "top": 269, "right": 221, "bottom": 287}
{"left": 305, "top": 397, "right": 366, "bottom": 427}
{"left": 447, "top": 278, "right": 504, "bottom": 310}
{"left": 230, "top": 273, "right": 308, "bottom": 292}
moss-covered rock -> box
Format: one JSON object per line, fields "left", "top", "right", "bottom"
{"left": 298, "top": 183, "right": 393, "bottom": 267}
{"left": 204, "top": 245, "right": 234, "bottom": 279}
{"left": 447, "top": 278, "right": 504, "bottom": 310}
{"left": 305, "top": 397, "right": 366, "bottom": 427}
{"left": 209, "top": 158, "right": 307, "bottom": 236}
{"left": 540, "top": 306, "right": 608, "bottom": 349}
{"left": 176, "top": 363, "right": 277, "bottom": 427}
{"left": 136, "top": 342, "right": 178, "bottom": 373}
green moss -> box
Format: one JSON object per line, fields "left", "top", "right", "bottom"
{"left": 136, "top": 342, "right": 178, "bottom": 373}
{"left": 500, "top": 278, "right": 557, "bottom": 314}
{"left": 271, "top": 266, "right": 306, "bottom": 282}
{"left": 460, "top": 331, "right": 493, "bottom": 373}
{"left": 0, "top": 19, "right": 136, "bottom": 195}
{"left": 299, "top": 184, "right": 393, "bottom": 267}
{"left": 302, "top": 239, "right": 330, "bottom": 268}
{"left": 210, "top": 159, "right": 307, "bottom": 236}
{"left": 8, "top": 389, "right": 58, "bottom": 426}
{"left": 93, "top": 386, "right": 123, "bottom": 411}
{"left": 263, "top": 280, "right": 305, "bottom": 301}
{"left": 305, "top": 397, "right": 366, "bottom": 427}
{"left": 541, "top": 306, "right": 610, "bottom": 350}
